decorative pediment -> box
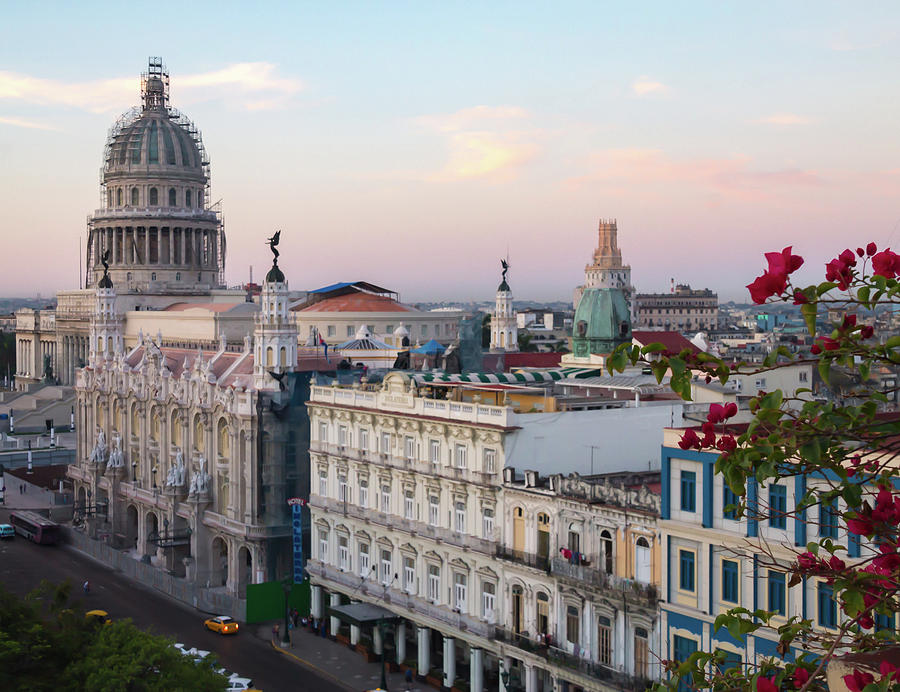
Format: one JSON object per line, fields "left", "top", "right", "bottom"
{"left": 399, "top": 542, "right": 418, "bottom": 555}
{"left": 476, "top": 565, "right": 498, "bottom": 580}
{"left": 424, "top": 550, "right": 442, "bottom": 564}
{"left": 354, "top": 529, "right": 371, "bottom": 541}
{"left": 449, "top": 557, "right": 470, "bottom": 571}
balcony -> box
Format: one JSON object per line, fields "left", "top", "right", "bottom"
{"left": 494, "top": 627, "right": 650, "bottom": 691}
{"left": 495, "top": 546, "right": 550, "bottom": 572}
{"left": 550, "top": 558, "right": 658, "bottom": 604}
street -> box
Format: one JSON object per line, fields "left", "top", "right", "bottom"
{"left": 0, "top": 536, "right": 345, "bottom": 692}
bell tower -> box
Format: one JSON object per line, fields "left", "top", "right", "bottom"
{"left": 490, "top": 259, "right": 517, "bottom": 352}
{"left": 89, "top": 253, "right": 123, "bottom": 365}
{"left": 254, "top": 232, "right": 298, "bottom": 389}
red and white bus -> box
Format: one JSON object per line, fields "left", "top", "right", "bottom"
{"left": 9, "top": 511, "right": 60, "bottom": 545}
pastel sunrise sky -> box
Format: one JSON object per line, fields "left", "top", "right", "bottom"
{"left": 1, "top": 2, "right": 898, "bottom": 302}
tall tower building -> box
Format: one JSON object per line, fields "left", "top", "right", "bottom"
{"left": 88, "top": 263, "right": 123, "bottom": 365}
{"left": 573, "top": 218, "right": 633, "bottom": 311}
{"left": 490, "top": 261, "right": 517, "bottom": 352}
{"left": 254, "top": 250, "right": 298, "bottom": 390}
{"left": 85, "top": 57, "right": 225, "bottom": 293}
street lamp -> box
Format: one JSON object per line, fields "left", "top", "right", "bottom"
{"left": 131, "top": 461, "right": 137, "bottom": 483}
{"left": 151, "top": 465, "right": 158, "bottom": 489}
{"left": 500, "top": 660, "right": 511, "bottom": 690}
{"left": 377, "top": 619, "right": 389, "bottom": 691}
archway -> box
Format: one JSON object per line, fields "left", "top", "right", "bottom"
{"left": 126, "top": 505, "right": 139, "bottom": 550}
{"left": 210, "top": 537, "right": 228, "bottom": 587}
{"left": 635, "top": 536, "right": 651, "bottom": 583}
{"left": 238, "top": 546, "right": 252, "bottom": 597}
{"left": 145, "top": 512, "right": 159, "bottom": 557}
{"left": 511, "top": 585, "right": 524, "bottom": 633}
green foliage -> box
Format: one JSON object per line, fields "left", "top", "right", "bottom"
{"left": 0, "top": 581, "right": 227, "bottom": 691}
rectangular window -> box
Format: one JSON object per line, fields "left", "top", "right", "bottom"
{"left": 428, "top": 565, "right": 440, "bottom": 602}
{"left": 318, "top": 530, "right": 328, "bottom": 562}
{"left": 483, "top": 448, "right": 496, "bottom": 474}
{"left": 818, "top": 582, "right": 837, "bottom": 628}
{"left": 422, "top": 325, "right": 428, "bottom": 337}
{"left": 429, "top": 496, "right": 440, "bottom": 526}
{"left": 386, "top": 325, "right": 394, "bottom": 334}
{"left": 327, "top": 325, "right": 335, "bottom": 337}
{"left": 799, "top": 371, "right": 808, "bottom": 383}
{"left": 723, "top": 484, "right": 739, "bottom": 520}
{"left": 482, "top": 508, "right": 494, "bottom": 538}
{"left": 680, "top": 470, "right": 696, "bottom": 512}
{"left": 380, "top": 432, "right": 391, "bottom": 455}
{"left": 429, "top": 439, "right": 440, "bottom": 464}
{"left": 454, "top": 573, "right": 467, "bottom": 612}
{"left": 717, "top": 650, "right": 742, "bottom": 674}
{"left": 679, "top": 550, "right": 695, "bottom": 592}
{"left": 380, "top": 549, "right": 392, "bottom": 586}
{"left": 347, "top": 325, "right": 354, "bottom": 337}
{"left": 722, "top": 559, "right": 739, "bottom": 604}
{"left": 404, "top": 491, "right": 414, "bottom": 520}
{"left": 338, "top": 475, "right": 347, "bottom": 502}
{"left": 820, "top": 499, "right": 839, "bottom": 538}
{"left": 358, "top": 543, "right": 370, "bottom": 577}
{"left": 455, "top": 444, "right": 467, "bottom": 469}
{"left": 769, "top": 484, "right": 787, "bottom": 529}
{"left": 875, "top": 612, "right": 894, "bottom": 632}
{"left": 566, "top": 605, "right": 580, "bottom": 644}
{"left": 403, "top": 557, "right": 415, "bottom": 594}
{"left": 338, "top": 537, "right": 349, "bottom": 571}
{"left": 404, "top": 436, "right": 415, "bottom": 460}
{"left": 768, "top": 570, "right": 786, "bottom": 616}
{"left": 597, "top": 616, "right": 612, "bottom": 665}
{"left": 673, "top": 636, "right": 698, "bottom": 692}
{"left": 481, "top": 581, "right": 496, "bottom": 621}
{"left": 338, "top": 425, "right": 347, "bottom": 446}
{"left": 381, "top": 485, "right": 391, "bottom": 514}
{"left": 454, "top": 502, "right": 466, "bottom": 533}
{"left": 359, "top": 428, "right": 369, "bottom": 451}
{"left": 318, "top": 422, "right": 328, "bottom": 443}
{"left": 359, "top": 479, "right": 368, "bottom": 508}
{"left": 318, "top": 471, "right": 327, "bottom": 497}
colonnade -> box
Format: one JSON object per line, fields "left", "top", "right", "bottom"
{"left": 15, "top": 337, "right": 60, "bottom": 380}
{"left": 87, "top": 226, "right": 219, "bottom": 272}
{"left": 59, "top": 334, "right": 89, "bottom": 385}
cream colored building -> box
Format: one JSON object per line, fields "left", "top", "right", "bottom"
{"left": 306, "top": 373, "right": 662, "bottom": 692}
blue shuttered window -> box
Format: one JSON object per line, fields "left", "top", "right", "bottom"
{"left": 820, "top": 500, "right": 838, "bottom": 538}
{"left": 673, "top": 636, "right": 698, "bottom": 692}
{"left": 722, "top": 559, "right": 739, "bottom": 604}
{"left": 723, "top": 485, "right": 739, "bottom": 520}
{"left": 681, "top": 471, "right": 696, "bottom": 512}
{"left": 767, "top": 571, "right": 786, "bottom": 615}
{"left": 769, "top": 485, "right": 787, "bottom": 529}
{"left": 679, "top": 550, "right": 695, "bottom": 592}
{"left": 818, "top": 583, "right": 837, "bottom": 628}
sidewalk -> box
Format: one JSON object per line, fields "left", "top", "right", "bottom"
{"left": 258, "top": 623, "right": 429, "bottom": 692}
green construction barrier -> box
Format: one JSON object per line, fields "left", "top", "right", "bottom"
{"left": 245, "top": 579, "right": 311, "bottom": 624}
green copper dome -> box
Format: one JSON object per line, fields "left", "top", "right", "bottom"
{"left": 571, "top": 287, "right": 632, "bottom": 358}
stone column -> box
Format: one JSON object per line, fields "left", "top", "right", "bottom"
{"left": 524, "top": 664, "right": 538, "bottom": 692}
{"left": 373, "top": 622, "right": 383, "bottom": 655}
{"left": 443, "top": 636, "right": 456, "bottom": 688}
{"left": 615, "top": 608, "right": 626, "bottom": 669}
{"left": 113, "top": 227, "right": 119, "bottom": 264}
{"left": 499, "top": 656, "right": 512, "bottom": 692}
{"left": 417, "top": 626, "right": 431, "bottom": 677}
{"left": 470, "top": 647, "right": 483, "bottom": 692}
{"left": 311, "top": 585, "right": 323, "bottom": 620}
{"left": 396, "top": 621, "right": 406, "bottom": 664}
{"left": 350, "top": 622, "right": 360, "bottom": 646}
{"left": 181, "top": 228, "right": 187, "bottom": 265}
{"left": 329, "top": 592, "right": 340, "bottom": 636}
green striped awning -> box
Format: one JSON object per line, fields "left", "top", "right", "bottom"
{"left": 411, "top": 367, "right": 603, "bottom": 386}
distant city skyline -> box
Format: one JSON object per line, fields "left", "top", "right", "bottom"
{"left": 2, "top": 2, "right": 898, "bottom": 303}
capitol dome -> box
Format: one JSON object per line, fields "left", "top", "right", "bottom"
{"left": 85, "top": 58, "right": 225, "bottom": 294}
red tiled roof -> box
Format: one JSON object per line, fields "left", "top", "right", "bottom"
{"left": 505, "top": 352, "right": 564, "bottom": 368}
{"left": 295, "top": 293, "right": 413, "bottom": 313}
{"left": 631, "top": 331, "right": 702, "bottom": 356}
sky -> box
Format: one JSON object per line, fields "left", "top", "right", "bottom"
{"left": 1, "top": 2, "right": 899, "bottom": 303}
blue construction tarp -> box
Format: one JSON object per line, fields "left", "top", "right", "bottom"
{"left": 411, "top": 339, "right": 446, "bottom": 354}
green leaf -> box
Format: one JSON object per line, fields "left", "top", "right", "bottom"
{"left": 886, "top": 335, "right": 900, "bottom": 350}
{"left": 818, "top": 358, "right": 831, "bottom": 386}
{"left": 842, "top": 484, "right": 862, "bottom": 508}
{"left": 842, "top": 589, "right": 864, "bottom": 617}
{"left": 801, "top": 302, "right": 818, "bottom": 336}
{"left": 759, "top": 390, "right": 783, "bottom": 409}
{"left": 857, "top": 285, "right": 870, "bottom": 306}
{"left": 640, "top": 343, "right": 667, "bottom": 354}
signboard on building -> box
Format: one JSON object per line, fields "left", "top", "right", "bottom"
{"left": 287, "top": 498, "right": 306, "bottom": 583}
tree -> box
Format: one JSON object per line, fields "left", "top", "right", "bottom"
{"left": 517, "top": 332, "right": 538, "bottom": 352}
{"left": 607, "top": 244, "right": 900, "bottom": 691}
{"left": 482, "top": 314, "right": 491, "bottom": 348}
{"left": 0, "top": 581, "right": 227, "bottom": 691}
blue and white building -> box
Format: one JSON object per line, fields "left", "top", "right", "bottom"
{"left": 657, "top": 426, "right": 895, "bottom": 684}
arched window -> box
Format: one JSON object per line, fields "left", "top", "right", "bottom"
{"left": 280, "top": 346, "right": 287, "bottom": 368}
{"left": 107, "top": 189, "right": 113, "bottom": 207}
{"left": 175, "top": 272, "right": 181, "bottom": 281}
{"left": 185, "top": 189, "right": 192, "bottom": 207}
{"left": 568, "top": 522, "right": 581, "bottom": 553}
{"left": 566, "top": 605, "right": 580, "bottom": 645}
{"left": 601, "top": 529, "right": 614, "bottom": 575}
{"left": 513, "top": 507, "right": 525, "bottom": 552}
{"left": 635, "top": 536, "right": 651, "bottom": 584}
{"left": 116, "top": 188, "right": 122, "bottom": 206}
{"left": 151, "top": 272, "right": 156, "bottom": 281}
{"left": 168, "top": 188, "right": 176, "bottom": 206}
{"left": 198, "top": 190, "right": 203, "bottom": 208}
{"left": 266, "top": 346, "right": 274, "bottom": 367}
{"left": 149, "top": 188, "right": 158, "bottom": 205}
{"left": 511, "top": 585, "right": 524, "bottom": 633}
{"left": 126, "top": 272, "right": 132, "bottom": 281}
{"left": 536, "top": 592, "right": 550, "bottom": 635}
{"left": 131, "top": 187, "right": 139, "bottom": 206}
{"left": 537, "top": 512, "right": 550, "bottom": 559}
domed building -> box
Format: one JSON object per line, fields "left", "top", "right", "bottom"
{"left": 86, "top": 57, "right": 224, "bottom": 292}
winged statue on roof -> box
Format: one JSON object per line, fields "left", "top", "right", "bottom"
{"left": 266, "top": 230, "right": 281, "bottom": 260}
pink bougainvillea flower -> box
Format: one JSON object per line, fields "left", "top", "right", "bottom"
{"left": 843, "top": 669, "right": 875, "bottom": 692}
{"left": 846, "top": 517, "right": 873, "bottom": 536}
{"left": 881, "top": 661, "right": 899, "bottom": 678}
{"left": 793, "top": 667, "right": 809, "bottom": 687}
{"left": 716, "top": 435, "right": 737, "bottom": 452}
{"left": 810, "top": 344, "right": 822, "bottom": 355}
{"left": 797, "top": 552, "right": 819, "bottom": 570}
{"left": 766, "top": 246, "right": 804, "bottom": 276}
{"left": 825, "top": 256, "right": 854, "bottom": 290}
{"left": 792, "top": 289, "right": 808, "bottom": 305}
{"left": 724, "top": 402, "right": 738, "bottom": 418}
{"left": 829, "top": 555, "right": 846, "bottom": 571}
{"left": 841, "top": 314, "right": 857, "bottom": 330}
{"left": 678, "top": 429, "right": 701, "bottom": 451}
{"left": 867, "top": 242, "right": 877, "bottom": 256}
{"left": 860, "top": 325, "right": 874, "bottom": 339}
{"left": 747, "top": 272, "right": 786, "bottom": 304}
{"left": 756, "top": 676, "right": 778, "bottom": 692}
{"left": 872, "top": 248, "right": 900, "bottom": 279}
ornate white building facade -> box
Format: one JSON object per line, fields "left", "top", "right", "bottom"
{"left": 306, "top": 374, "right": 661, "bottom": 692}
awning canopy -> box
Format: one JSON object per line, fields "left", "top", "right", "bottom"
{"left": 327, "top": 602, "right": 399, "bottom": 627}
{"left": 411, "top": 366, "right": 603, "bottom": 386}
{"left": 411, "top": 339, "right": 446, "bottom": 354}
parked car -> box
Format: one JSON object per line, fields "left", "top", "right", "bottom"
{"left": 0, "top": 524, "right": 14, "bottom": 540}
{"left": 204, "top": 615, "right": 239, "bottom": 635}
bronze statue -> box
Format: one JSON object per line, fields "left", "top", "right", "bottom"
{"left": 501, "top": 258, "right": 509, "bottom": 282}
{"left": 266, "top": 230, "right": 281, "bottom": 260}
{"left": 101, "top": 249, "right": 110, "bottom": 274}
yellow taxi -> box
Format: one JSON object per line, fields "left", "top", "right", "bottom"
{"left": 85, "top": 609, "right": 111, "bottom": 625}
{"left": 204, "top": 615, "right": 239, "bottom": 635}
